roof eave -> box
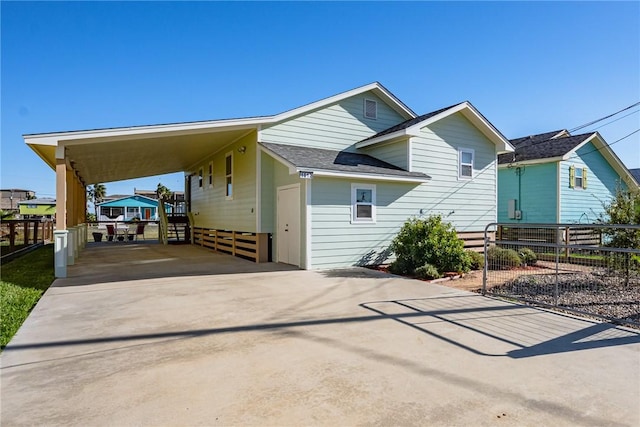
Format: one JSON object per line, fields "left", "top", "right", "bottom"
{"left": 301, "top": 168, "right": 431, "bottom": 183}
{"left": 498, "top": 157, "right": 564, "bottom": 167}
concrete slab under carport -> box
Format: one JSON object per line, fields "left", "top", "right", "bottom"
{"left": 1, "top": 243, "right": 639, "bottom": 426}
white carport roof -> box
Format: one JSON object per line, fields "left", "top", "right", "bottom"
{"left": 23, "top": 82, "right": 414, "bottom": 186}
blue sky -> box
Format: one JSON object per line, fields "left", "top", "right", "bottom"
{"left": 2, "top": 1, "right": 639, "bottom": 199}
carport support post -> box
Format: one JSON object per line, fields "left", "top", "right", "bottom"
{"left": 54, "top": 230, "right": 68, "bottom": 278}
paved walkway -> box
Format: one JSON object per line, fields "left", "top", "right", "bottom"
{"left": 1, "top": 244, "right": 639, "bottom": 426}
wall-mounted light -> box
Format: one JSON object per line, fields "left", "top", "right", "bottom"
{"left": 237, "top": 146, "right": 247, "bottom": 154}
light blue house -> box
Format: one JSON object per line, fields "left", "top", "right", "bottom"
{"left": 97, "top": 195, "right": 158, "bottom": 222}
{"left": 26, "top": 82, "right": 513, "bottom": 271}
{"left": 184, "top": 83, "right": 513, "bottom": 268}
{"left": 497, "top": 130, "right": 638, "bottom": 224}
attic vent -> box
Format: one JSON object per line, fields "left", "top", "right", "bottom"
{"left": 364, "top": 99, "right": 377, "bottom": 119}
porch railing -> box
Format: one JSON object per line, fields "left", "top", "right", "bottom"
{"left": 0, "top": 219, "right": 54, "bottom": 258}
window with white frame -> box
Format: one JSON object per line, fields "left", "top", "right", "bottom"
{"left": 208, "top": 161, "right": 213, "bottom": 188}
{"left": 351, "top": 183, "right": 376, "bottom": 223}
{"left": 458, "top": 148, "right": 474, "bottom": 179}
{"left": 198, "top": 167, "right": 203, "bottom": 188}
{"left": 575, "top": 167, "right": 583, "bottom": 188}
{"left": 225, "top": 152, "right": 233, "bottom": 199}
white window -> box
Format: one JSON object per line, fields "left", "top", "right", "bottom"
{"left": 198, "top": 167, "right": 203, "bottom": 188}
{"left": 575, "top": 167, "right": 583, "bottom": 189}
{"left": 364, "top": 99, "right": 377, "bottom": 120}
{"left": 351, "top": 183, "right": 376, "bottom": 223}
{"left": 569, "top": 165, "right": 588, "bottom": 189}
{"left": 225, "top": 152, "right": 233, "bottom": 199}
{"left": 208, "top": 161, "right": 213, "bottom": 188}
{"left": 459, "top": 148, "right": 474, "bottom": 179}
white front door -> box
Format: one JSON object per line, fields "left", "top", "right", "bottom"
{"left": 277, "top": 185, "right": 300, "bottom": 266}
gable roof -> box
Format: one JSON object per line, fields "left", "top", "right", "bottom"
{"left": 356, "top": 101, "right": 513, "bottom": 153}
{"left": 260, "top": 142, "right": 430, "bottom": 183}
{"left": 97, "top": 194, "right": 158, "bottom": 208}
{"left": 499, "top": 130, "right": 639, "bottom": 188}
{"left": 498, "top": 132, "right": 594, "bottom": 164}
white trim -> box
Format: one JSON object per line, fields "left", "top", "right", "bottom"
{"left": 356, "top": 101, "right": 513, "bottom": 153}
{"left": 351, "top": 183, "right": 376, "bottom": 224}
{"left": 24, "top": 83, "right": 415, "bottom": 144}
{"left": 556, "top": 162, "right": 561, "bottom": 222}
{"left": 561, "top": 133, "right": 598, "bottom": 161}
{"left": 305, "top": 179, "right": 312, "bottom": 270}
{"left": 198, "top": 167, "right": 204, "bottom": 189}
{"left": 498, "top": 157, "right": 564, "bottom": 168}
{"left": 276, "top": 183, "right": 301, "bottom": 265}
{"left": 407, "top": 138, "right": 413, "bottom": 172}
{"left": 225, "top": 151, "right": 233, "bottom": 200}
{"left": 256, "top": 146, "right": 261, "bottom": 233}
{"left": 303, "top": 169, "right": 429, "bottom": 183}
{"left": 458, "top": 147, "right": 474, "bottom": 180}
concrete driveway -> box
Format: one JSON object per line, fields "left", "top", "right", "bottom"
{"left": 2, "top": 244, "right": 639, "bottom": 426}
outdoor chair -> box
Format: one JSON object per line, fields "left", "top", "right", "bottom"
{"left": 133, "top": 223, "right": 146, "bottom": 240}
{"left": 105, "top": 224, "right": 116, "bottom": 242}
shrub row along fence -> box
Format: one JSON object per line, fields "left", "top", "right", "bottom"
{"left": 0, "top": 219, "right": 54, "bottom": 258}
{"left": 482, "top": 223, "right": 640, "bottom": 327}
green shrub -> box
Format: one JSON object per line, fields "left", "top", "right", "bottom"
{"left": 466, "top": 250, "right": 484, "bottom": 270}
{"left": 486, "top": 246, "right": 522, "bottom": 270}
{"left": 519, "top": 248, "right": 537, "bottom": 265}
{"left": 415, "top": 263, "right": 442, "bottom": 280}
{"left": 389, "top": 215, "right": 471, "bottom": 276}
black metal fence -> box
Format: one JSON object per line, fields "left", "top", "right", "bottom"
{"left": 482, "top": 223, "right": 640, "bottom": 327}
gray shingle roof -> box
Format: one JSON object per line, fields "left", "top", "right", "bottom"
{"left": 360, "top": 102, "right": 464, "bottom": 143}
{"left": 260, "top": 142, "right": 430, "bottom": 180}
{"left": 17, "top": 198, "right": 55, "bottom": 205}
{"left": 498, "top": 132, "right": 593, "bottom": 165}
{"left": 509, "top": 130, "right": 566, "bottom": 148}
{"left": 630, "top": 168, "right": 640, "bottom": 184}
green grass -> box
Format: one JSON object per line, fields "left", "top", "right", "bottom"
{"left": 1, "top": 244, "right": 55, "bottom": 349}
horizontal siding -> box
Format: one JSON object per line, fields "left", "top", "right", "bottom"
{"left": 560, "top": 142, "right": 627, "bottom": 223}
{"left": 362, "top": 140, "right": 409, "bottom": 169}
{"left": 410, "top": 113, "right": 497, "bottom": 230}
{"left": 497, "top": 163, "right": 558, "bottom": 223}
{"left": 189, "top": 132, "right": 257, "bottom": 232}
{"left": 260, "top": 92, "right": 406, "bottom": 151}
{"left": 309, "top": 112, "right": 501, "bottom": 269}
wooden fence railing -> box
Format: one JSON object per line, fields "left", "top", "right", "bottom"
{"left": 0, "top": 219, "right": 54, "bottom": 255}
{"left": 458, "top": 231, "right": 494, "bottom": 252}
{"left": 193, "top": 227, "right": 270, "bottom": 263}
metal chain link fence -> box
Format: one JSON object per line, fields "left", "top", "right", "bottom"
{"left": 482, "top": 223, "right": 640, "bottom": 327}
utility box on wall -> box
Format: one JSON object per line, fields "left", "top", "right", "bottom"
{"left": 508, "top": 199, "right": 517, "bottom": 219}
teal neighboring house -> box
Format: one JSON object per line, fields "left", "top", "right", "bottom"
{"left": 497, "top": 130, "right": 638, "bottom": 224}
{"left": 97, "top": 195, "right": 159, "bottom": 222}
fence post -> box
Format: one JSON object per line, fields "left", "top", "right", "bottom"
{"left": 9, "top": 223, "right": 15, "bottom": 252}
{"left": 564, "top": 226, "right": 570, "bottom": 261}
{"left": 554, "top": 226, "right": 560, "bottom": 306}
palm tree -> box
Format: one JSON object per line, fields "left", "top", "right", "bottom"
{"left": 156, "top": 183, "right": 171, "bottom": 201}
{"left": 87, "top": 183, "right": 106, "bottom": 220}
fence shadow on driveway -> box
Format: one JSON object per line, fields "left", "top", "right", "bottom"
{"left": 360, "top": 294, "right": 640, "bottom": 359}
